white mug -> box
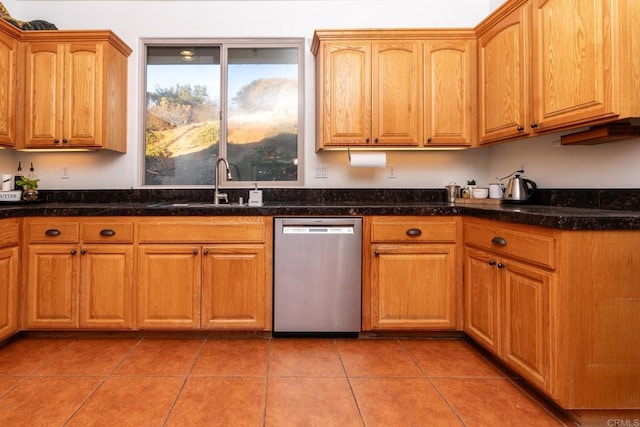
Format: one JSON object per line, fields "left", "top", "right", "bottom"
{"left": 489, "top": 183, "right": 503, "bottom": 199}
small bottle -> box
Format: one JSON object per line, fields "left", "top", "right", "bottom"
{"left": 14, "top": 162, "right": 23, "bottom": 190}
{"left": 29, "top": 162, "right": 35, "bottom": 179}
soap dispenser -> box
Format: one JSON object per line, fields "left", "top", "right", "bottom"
{"left": 248, "top": 183, "right": 263, "bottom": 207}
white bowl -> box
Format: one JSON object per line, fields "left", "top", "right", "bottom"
{"left": 472, "top": 188, "right": 489, "bottom": 198}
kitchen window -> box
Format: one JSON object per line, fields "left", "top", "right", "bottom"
{"left": 142, "top": 39, "right": 303, "bottom": 186}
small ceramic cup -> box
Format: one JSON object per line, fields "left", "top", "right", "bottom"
{"left": 472, "top": 188, "right": 489, "bottom": 199}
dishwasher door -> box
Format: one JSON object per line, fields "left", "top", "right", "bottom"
{"left": 274, "top": 217, "right": 362, "bottom": 336}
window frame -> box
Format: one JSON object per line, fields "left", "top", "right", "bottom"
{"left": 139, "top": 37, "right": 305, "bottom": 188}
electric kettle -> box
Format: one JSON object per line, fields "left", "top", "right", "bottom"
{"left": 502, "top": 172, "right": 537, "bottom": 202}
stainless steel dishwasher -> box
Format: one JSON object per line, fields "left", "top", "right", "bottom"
{"left": 273, "top": 217, "right": 362, "bottom": 337}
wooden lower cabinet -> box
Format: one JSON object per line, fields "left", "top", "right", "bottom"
{"left": 136, "top": 217, "right": 272, "bottom": 331}
{"left": 465, "top": 246, "right": 552, "bottom": 390}
{"left": 0, "top": 246, "right": 19, "bottom": 340}
{"left": 464, "top": 217, "right": 640, "bottom": 412}
{"left": 364, "top": 216, "right": 462, "bottom": 330}
{"left": 23, "top": 218, "right": 134, "bottom": 329}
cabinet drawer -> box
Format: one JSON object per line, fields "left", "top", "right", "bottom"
{"left": 464, "top": 220, "right": 557, "bottom": 269}
{"left": 81, "top": 221, "right": 133, "bottom": 243}
{"left": 0, "top": 218, "right": 20, "bottom": 247}
{"left": 138, "top": 217, "right": 266, "bottom": 243}
{"left": 371, "top": 217, "right": 458, "bottom": 243}
{"left": 27, "top": 219, "right": 80, "bottom": 243}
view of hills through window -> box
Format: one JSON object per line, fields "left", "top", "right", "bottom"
{"left": 144, "top": 44, "right": 300, "bottom": 186}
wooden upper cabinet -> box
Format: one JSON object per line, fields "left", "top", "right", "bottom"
{"left": 531, "top": 0, "right": 617, "bottom": 132}
{"left": 372, "top": 42, "right": 422, "bottom": 146}
{"left": 0, "top": 21, "right": 19, "bottom": 148}
{"left": 477, "top": 1, "right": 531, "bottom": 144}
{"left": 317, "top": 41, "right": 372, "bottom": 147}
{"left": 423, "top": 38, "right": 475, "bottom": 146}
{"left": 21, "top": 30, "right": 131, "bottom": 152}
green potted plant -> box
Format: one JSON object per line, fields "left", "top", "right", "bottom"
{"left": 462, "top": 179, "right": 477, "bottom": 198}
{"left": 16, "top": 176, "right": 39, "bottom": 201}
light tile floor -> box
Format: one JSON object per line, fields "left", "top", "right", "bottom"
{"left": 0, "top": 336, "right": 574, "bottom": 426}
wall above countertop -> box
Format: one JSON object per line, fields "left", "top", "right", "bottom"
{"left": 1, "top": 0, "right": 638, "bottom": 190}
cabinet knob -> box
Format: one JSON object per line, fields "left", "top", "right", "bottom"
{"left": 517, "top": 125, "right": 524, "bottom": 131}
{"left": 81, "top": 249, "right": 86, "bottom": 255}
{"left": 62, "top": 139, "right": 69, "bottom": 144}
{"left": 530, "top": 122, "right": 539, "bottom": 129}
{"left": 488, "top": 260, "right": 496, "bottom": 266}
{"left": 426, "top": 137, "right": 432, "bottom": 143}
{"left": 100, "top": 229, "right": 116, "bottom": 237}
{"left": 54, "top": 139, "right": 60, "bottom": 144}
{"left": 203, "top": 248, "right": 209, "bottom": 255}
{"left": 497, "top": 263, "right": 505, "bottom": 269}
{"left": 71, "top": 249, "right": 77, "bottom": 255}
{"left": 45, "top": 229, "right": 61, "bottom": 237}
{"left": 192, "top": 249, "right": 198, "bottom": 255}
{"left": 374, "top": 249, "right": 379, "bottom": 256}
{"left": 374, "top": 138, "right": 379, "bottom": 144}
{"left": 491, "top": 236, "right": 507, "bottom": 246}
{"left": 406, "top": 228, "right": 422, "bottom": 237}
{"left": 366, "top": 138, "right": 371, "bottom": 143}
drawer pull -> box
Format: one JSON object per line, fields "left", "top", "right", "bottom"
{"left": 100, "top": 229, "right": 116, "bottom": 237}
{"left": 406, "top": 228, "right": 422, "bottom": 237}
{"left": 45, "top": 229, "right": 61, "bottom": 237}
{"left": 491, "top": 236, "right": 507, "bottom": 246}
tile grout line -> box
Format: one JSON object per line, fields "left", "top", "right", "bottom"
{"left": 333, "top": 338, "right": 367, "bottom": 426}
{"left": 61, "top": 337, "right": 145, "bottom": 426}
{"left": 161, "top": 338, "right": 208, "bottom": 427}
{"left": 397, "top": 338, "right": 468, "bottom": 427}
{"left": 261, "top": 337, "right": 272, "bottom": 427}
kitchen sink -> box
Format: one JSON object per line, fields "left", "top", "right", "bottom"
{"left": 146, "top": 202, "right": 245, "bottom": 208}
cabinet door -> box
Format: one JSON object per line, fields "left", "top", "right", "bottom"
{"left": 25, "top": 245, "right": 80, "bottom": 328}
{"left": 24, "top": 42, "right": 64, "bottom": 147}
{"left": 464, "top": 247, "right": 500, "bottom": 354}
{"left": 424, "top": 39, "right": 474, "bottom": 146}
{"left": 80, "top": 245, "right": 133, "bottom": 329}
{"left": 201, "top": 245, "right": 268, "bottom": 330}
{"left": 531, "top": 0, "right": 616, "bottom": 131}
{"left": 64, "top": 42, "right": 102, "bottom": 147}
{"left": 0, "top": 246, "right": 19, "bottom": 340}
{"left": 372, "top": 42, "right": 422, "bottom": 146}
{"left": 0, "top": 29, "right": 17, "bottom": 147}
{"left": 137, "top": 245, "right": 201, "bottom": 329}
{"left": 502, "top": 259, "right": 552, "bottom": 390}
{"left": 319, "top": 42, "right": 372, "bottom": 146}
{"left": 478, "top": 2, "right": 530, "bottom": 144}
{"left": 370, "top": 243, "right": 457, "bottom": 329}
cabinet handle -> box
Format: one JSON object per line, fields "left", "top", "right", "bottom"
{"left": 491, "top": 236, "right": 507, "bottom": 246}
{"left": 193, "top": 249, "right": 198, "bottom": 255}
{"left": 81, "top": 249, "right": 86, "bottom": 255}
{"left": 100, "top": 229, "right": 116, "bottom": 237}
{"left": 530, "top": 122, "right": 539, "bottom": 129}
{"left": 406, "top": 228, "right": 422, "bottom": 237}
{"left": 203, "top": 248, "right": 209, "bottom": 255}
{"left": 488, "top": 260, "right": 496, "bottom": 266}
{"left": 517, "top": 125, "right": 524, "bottom": 131}
{"left": 497, "top": 263, "right": 505, "bottom": 269}
{"left": 374, "top": 137, "right": 379, "bottom": 144}
{"left": 71, "top": 249, "right": 77, "bottom": 255}
{"left": 45, "top": 229, "right": 61, "bottom": 237}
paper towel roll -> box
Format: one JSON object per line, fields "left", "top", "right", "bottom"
{"left": 349, "top": 152, "right": 387, "bottom": 168}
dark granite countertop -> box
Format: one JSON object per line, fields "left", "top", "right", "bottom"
{"left": 1, "top": 199, "right": 639, "bottom": 230}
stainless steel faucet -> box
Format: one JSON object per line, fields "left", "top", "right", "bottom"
{"left": 214, "top": 157, "right": 232, "bottom": 205}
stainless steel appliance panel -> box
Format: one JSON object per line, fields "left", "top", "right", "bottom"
{"left": 274, "top": 217, "right": 362, "bottom": 334}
